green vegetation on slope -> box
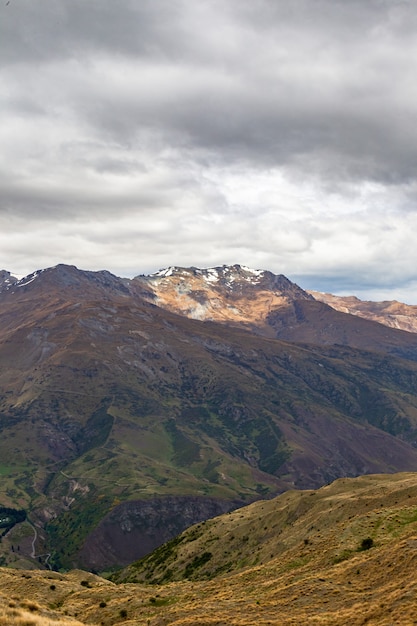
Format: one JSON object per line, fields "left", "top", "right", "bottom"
{"left": 3, "top": 473, "right": 417, "bottom": 625}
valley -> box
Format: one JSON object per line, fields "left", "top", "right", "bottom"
{"left": 1, "top": 472, "right": 417, "bottom": 624}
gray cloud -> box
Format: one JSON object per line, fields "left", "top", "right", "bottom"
{"left": 1, "top": 0, "right": 416, "bottom": 301}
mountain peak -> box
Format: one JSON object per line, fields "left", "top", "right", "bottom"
{"left": 0, "top": 270, "right": 18, "bottom": 291}
{"left": 0, "top": 264, "right": 130, "bottom": 300}
{"left": 134, "top": 263, "right": 312, "bottom": 325}
{"left": 146, "top": 264, "right": 303, "bottom": 291}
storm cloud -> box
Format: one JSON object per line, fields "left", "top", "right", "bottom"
{"left": 1, "top": 0, "right": 417, "bottom": 301}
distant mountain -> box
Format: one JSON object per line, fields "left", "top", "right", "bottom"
{"left": 135, "top": 264, "right": 417, "bottom": 360}
{"left": 133, "top": 264, "right": 312, "bottom": 327}
{"left": 310, "top": 290, "right": 417, "bottom": 333}
{"left": 1, "top": 264, "right": 417, "bottom": 571}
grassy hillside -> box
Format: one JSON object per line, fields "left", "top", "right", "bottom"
{"left": 1, "top": 473, "right": 417, "bottom": 624}
{"left": 114, "top": 472, "right": 417, "bottom": 585}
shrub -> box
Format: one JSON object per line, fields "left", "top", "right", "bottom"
{"left": 359, "top": 537, "right": 374, "bottom": 551}
{"left": 184, "top": 551, "right": 213, "bottom": 578}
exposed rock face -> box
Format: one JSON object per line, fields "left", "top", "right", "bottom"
{"left": 132, "top": 264, "right": 313, "bottom": 331}
{"left": 77, "top": 496, "right": 242, "bottom": 570}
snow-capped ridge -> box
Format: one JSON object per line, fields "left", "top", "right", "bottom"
{"left": 15, "top": 268, "right": 45, "bottom": 288}
{"left": 149, "top": 264, "right": 267, "bottom": 285}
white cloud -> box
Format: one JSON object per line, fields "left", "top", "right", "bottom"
{"left": 0, "top": 0, "right": 417, "bottom": 302}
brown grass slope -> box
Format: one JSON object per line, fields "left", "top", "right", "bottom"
{"left": 2, "top": 473, "right": 417, "bottom": 625}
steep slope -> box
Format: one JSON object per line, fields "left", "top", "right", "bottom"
{"left": 2, "top": 265, "right": 417, "bottom": 571}
{"left": 115, "top": 472, "right": 417, "bottom": 585}
{"left": 311, "top": 290, "right": 417, "bottom": 333}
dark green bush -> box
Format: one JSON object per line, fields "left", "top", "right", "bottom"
{"left": 359, "top": 537, "right": 374, "bottom": 551}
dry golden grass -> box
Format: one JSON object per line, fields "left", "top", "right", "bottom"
{"left": 3, "top": 473, "right": 417, "bottom": 624}
{"left": 0, "top": 596, "right": 86, "bottom": 625}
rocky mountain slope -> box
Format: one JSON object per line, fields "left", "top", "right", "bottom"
{"left": 2, "top": 472, "right": 417, "bottom": 625}
{"left": 0, "top": 270, "right": 17, "bottom": 290}
{"left": 2, "top": 264, "right": 417, "bottom": 571}
{"left": 310, "top": 290, "right": 417, "bottom": 333}
{"left": 133, "top": 264, "right": 313, "bottom": 329}
{"left": 134, "top": 265, "right": 417, "bottom": 359}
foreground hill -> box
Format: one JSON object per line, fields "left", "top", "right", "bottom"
{"left": 2, "top": 473, "right": 417, "bottom": 625}
{"left": 2, "top": 264, "right": 417, "bottom": 571}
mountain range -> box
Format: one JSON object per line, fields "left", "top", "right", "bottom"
{"left": 1, "top": 263, "right": 417, "bottom": 571}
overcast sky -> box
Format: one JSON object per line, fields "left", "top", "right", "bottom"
{"left": 1, "top": 1, "right": 417, "bottom": 302}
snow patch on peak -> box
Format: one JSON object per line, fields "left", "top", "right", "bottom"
{"left": 198, "top": 265, "right": 265, "bottom": 285}
{"left": 153, "top": 267, "right": 176, "bottom": 278}
{"left": 215, "top": 264, "right": 266, "bottom": 285}
{"left": 203, "top": 268, "right": 220, "bottom": 283}
{"left": 15, "top": 269, "right": 44, "bottom": 288}
{"left": 240, "top": 265, "right": 264, "bottom": 277}
{"left": 151, "top": 266, "right": 195, "bottom": 279}
{"left": 148, "top": 264, "right": 268, "bottom": 286}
